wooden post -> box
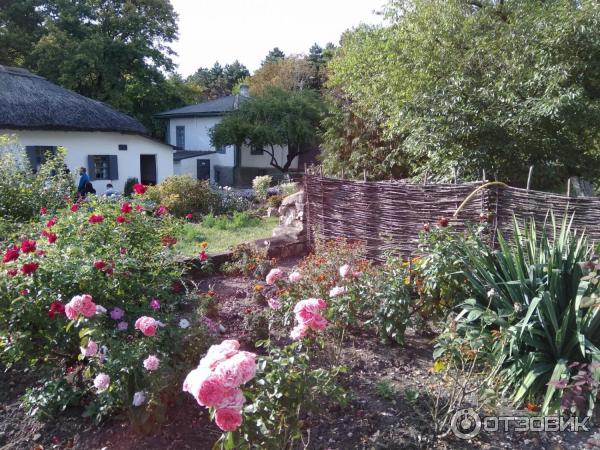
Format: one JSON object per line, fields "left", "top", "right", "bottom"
{"left": 482, "top": 169, "right": 486, "bottom": 181}
{"left": 319, "top": 165, "right": 323, "bottom": 177}
{"left": 526, "top": 165, "right": 534, "bottom": 191}
{"left": 341, "top": 168, "right": 345, "bottom": 180}
{"left": 567, "top": 179, "right": 571, "bottom": 198}
{"left": 423, "top": 170, "right": 428, "bottom": 185}
{"left": 453, "top": 167, "right": 457, "bottom": 184}
{"left": 363, "top": 169, "right": 367, "bottom": 182}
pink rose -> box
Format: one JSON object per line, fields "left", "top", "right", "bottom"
{"left": 135, "top": 316, "right": 157, "bottom": 337}
{"left": 339, "top": 264, "right": 351, "bottom": 278}
{"left": 199, "top": 340, "right": 240, "bottom": 370}
{"left": 65, "top": 294, "right": 97, "bottom": 320}
{"left": 197, "top": 374, "right": 238, "bottom": 407}
{"left": 329, "top": 286, "right": 346, "bottom": 298}
{"left": 213, "top": 351, "right": 257, "bottom": 387}
{"left": 267, "top": 298, "right": 281, "bottom": 310}
{"left": 290, "top": 324, "right": 308, "bottom": 340}
{"left": 288, "top": 271, "right": 302, "bottom": 283}
{"left": 79, "top": 295, "right": 97, "bottom": 318}
{"left": 214, "top": 408, "right": 243, "bottom": 432}
{"left": 80, "top": 340, "right": 98, "bottom": 358}
{"left": 143, "top": 355, "right": 160, "bottom": 371}
{"left": 94, "top": 373, "right": 110, "bottom": 392}
{"left": 182, "top": 366, "right": 211, "bottom": 405}
{"left": 216, "top": 388, "right": 245, "bottom": 410}
{"left": 265, "top": 268, "right": 284, "bottom": 285}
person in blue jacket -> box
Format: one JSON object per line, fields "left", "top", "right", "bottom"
{"left": 77, "top": 167, "right": 90, "bottom": 197}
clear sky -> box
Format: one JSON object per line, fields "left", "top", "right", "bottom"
{"left": 170, "top": 0, "right": 385, "bottom": 77}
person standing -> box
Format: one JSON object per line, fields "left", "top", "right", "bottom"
{"left": 77, "top": 167, "right": 90, "bottom": 197}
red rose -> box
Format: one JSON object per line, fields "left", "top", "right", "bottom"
{"left": 135, "top": 204, "right": 144, "bottom": 212}
{"left": 48, "top": 300, "right": 65, "bottom": 318}
{"left": 20, "top": 240, "right": 36, "bottom": 253}
{"left": 88, "top": 214, "right": 104, "bottom": 223}
{"left": 94, "top": 260, "right": 107, "bottom": 270}
{"left": 105, "top": 267, "right": 113, "bottom": 276}
{"left": 155, "top": 205, "right": 168, "bottom": 216}
{"left": 120, "top": 202, "right": 133, "bottom": 213}
{"left": 21, "top": 262, "right": 39, "bottom": 276}
{"left": 46, "top": 216, "right": 57, "bottom": 228}
{"left": 6, "top": 268, "right": 17, "bottom": 277}
{"left": 133, "top": 183, "right": 147, "bottom": 195}
{"left": 40, "top": 207, "right": 47, "bottom": 215}
{"left": 70, "top": 204, "right": 79, "bottom": 212}
{"left": 422, "top": 223, "right": 430, "bottom": 232}
{"left": 199, "top": 250, "right": 208, "bottom": 261}
{"left": 47, "top": 232, "right": 57, "bottom": 244}
{"left": 116, "top": 215, "right": 129, "bottom": 223}
{"left": 20, "top": 289, "right": 29, "bottom": 295}
{"left": 3, "top": 245, "right": 19, "bottom": 263}
{"left": 185, "top": 213, "right": 193, "bottom": 220}
{"left": 37, "top": 250, "right": 46, "bottom": 257}
{"left": 437, "top": 216, "right": 449, "bottom": 227}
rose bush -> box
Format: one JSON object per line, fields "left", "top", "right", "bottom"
{"left": 0, "top": 194, "right": 211, "bottom": 422}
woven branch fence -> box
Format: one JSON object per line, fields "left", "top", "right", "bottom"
{"left": 303, "top": 174, "right": 600, "bottom": 261}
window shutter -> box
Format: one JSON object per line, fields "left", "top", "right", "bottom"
{"left": 87, "top": 155, "right": 96, "bottom": 181}
{"left": 25, "top": 146, "right": 36, "bottom": 169}
{"left": 108, "top": 155, "right": 119, "bottom": 180}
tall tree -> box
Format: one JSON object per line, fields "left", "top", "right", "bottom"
{"left": 210, "top": 88, "right": 324, "bottom": 172}
{"left": 261, "top": 47, "right": 285, "bottom": 66}
{"left": 249, "top": 56, "right": 316, "bottom": 95}
{"left": 0, "top": 0, "right": 181, "bottom": 137}
{"left": 187, "top": 60, "right": 250, "bottom": 100}
{"left": 324, "top": 0, "right": 600, "bottom": 188}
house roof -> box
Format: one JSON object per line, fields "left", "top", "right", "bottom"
{"left": 173, "top": 150, "right": 216, "bottom": 161}
{"left": 155, "top": 94, "right": 248, "bottom": 119}
{"left": 0, "top": 65, "right": 148, "bottom": 135}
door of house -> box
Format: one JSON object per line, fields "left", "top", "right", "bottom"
{"left": 140, "top": 155, "right": 157, "bottom": 185}
{"left": 197, "top": 159, "right": 210, "bottom": 180}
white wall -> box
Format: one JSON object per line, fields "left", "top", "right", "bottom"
{"left": 2, "top": 129, "right": 174, "bottom": 194}
{"left": 177, "top": 146, "right": 235, "bottom": 183}
{"left": 168, "top": 116, "right": 222, "bottom": 150}
{"left": 239, "top": 144, "right": 298, "bottom": 170}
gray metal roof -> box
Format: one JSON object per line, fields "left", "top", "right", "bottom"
{"left": 0, "top": 65, "right": 148, "bottom": 135}
{"left": 173, "top": 150, "right": 217, "bottom": 161}
{"left": 155, "top": 94, "right": 249, "bottom": 118}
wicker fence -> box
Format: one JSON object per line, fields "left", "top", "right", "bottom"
{"left": 303, "top": 174, "right": 600, "bottom": 260}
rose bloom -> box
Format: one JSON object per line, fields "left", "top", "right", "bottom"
{"left": 93, "top": 373, "right": 110, "bottom": 392}
{"left": 199, "top": 340, "right": 240, "bottom": 371}
{"left": 6, "top": 268, "right": 18, "bottom": 277}
{"left": 88, "top": 214, "right": 104, "bottom": 223}
{"left": 155, "top": 205, "right": 168, "bottom": 216}
{"left": 214, "top": 408, "right": 243, "bottom": 432}
{"left": 3, "top": 245, "right": 19, "bottom": 263}
{"left": 185, "top": 213, "right": 193, "bottom": 220}
{"left": 135, "top": 204, "right": 144, "bottom": 212}
{"left": 48, "top": 300, "right": 65, "bottom": 318}
{"left": 94, "top": 260, "right": 107, "bottom": 270}
{"left": 267, "top": 298, "right": 281, "bottom": 310}
{"left": 199, "top": 250, "right": 208, "bottom": 261}
{"left": 65, "top": 294, "right": 97, "bottom": 320}
{"left": 80, "top": 340, "right": 98, "bottom": 358}
{"left": 120, "top": 202, "right": 133, "bottom": 213}
{"left": 20, "top": 239, "right": 36, "bottom": 253}
{"left": 216, "top": 388, "right": 245, "bottom": 411}
{"left": 288, "top": 271, "right": 302, "bottom": 283}
{"left": 437, "top": 216, "right": 449, "bottom": 227}
{"left": 179, "top": 318, "right": 190, "bottom": 329}
{"left": 135, "top": 316, "right": 157, "bottom": 337}
{"left": 110, "top": 307, "right": 125, "bottom": 320}
{"left": 339, "top": 264, "right": 351, "bottom": 278}
{"left": 116, "top": 215, "right": 129, "bottom": 224}
{"left": 117, "top": 321, "right": 128, "bottom": 331}
{"left": 329, "top": 286, "right": 346, "bottom": 298}
{"left": 213, "top": 351, "right": 257, "bottom": 387}
{"left": 143, "top": 355, "right": 160, "bottom": 371}
{"left": 40, "top": 207, "right": 47, "bottom": 215}
{"left": 46, "top": 216, "right": 57, "bottom": 228}
{"left": 132, "top": 391, "right": 146, "bottom": 407}
{"left": 21, "top": 262, "right": 39, "bottom": 276}
{"left": 149, "top": 298, "right": 160, "bottom": 310}
{"left": 46, "top": 232, "right": 57, "bottom": 244}
{"left": 133, "top": 183, "right": 147, "bottom": 195}
{"left": 265, "top": 268, "right": 284, "bottom": 285}
{"left": 70, "top": 204, "right": 79, "bottom": 212}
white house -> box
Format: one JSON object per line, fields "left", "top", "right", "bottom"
{"left": 0, "top": 65, "right": 174, "bottom": 193}
{"left": 155, "top": 86, "right": 297, "bottom": 187}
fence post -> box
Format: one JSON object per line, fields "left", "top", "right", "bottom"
{"left": 526, "top": 165, "right": 534, "bottom": 191}
{"left": 341, "top": 168, "right": 344, "bottom": 180}
{"left": 423, "top": 170, "right": 428, "bottom": 185}
{"left": 482, "top": 169, "right": 486, "bottom": 181}
{"left": 363, "top": 169, "right": 367, "bottom": 182}
{"left": 567, "top": 179, "right": 571, "bottom": 197}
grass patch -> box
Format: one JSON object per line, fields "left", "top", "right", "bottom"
{"left": 176, "top": 213, "right": 278, "bottom": 255}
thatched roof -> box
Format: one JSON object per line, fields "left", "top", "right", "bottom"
{"left": 0, "top": 65, "right": 147, "bottom": 135}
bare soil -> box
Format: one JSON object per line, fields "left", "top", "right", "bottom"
{"left": 1, "top": 258, "right": 599, "bottom": 450}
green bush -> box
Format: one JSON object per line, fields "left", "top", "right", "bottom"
{"left": 146, "top": 175, "right": 220, "bottom": 217}
{"left": 0, "top": 135, "right": 74, "bottom": 225}
{"left": 279, "top": 182, "right": 298, "bottom": 198}
{"left": 435, "top": 215, "right": 600, "bottom": 414}
{"left": 267, "top": 195, "right": 283, "bottom": 208}
{"left": 252, "top": 175, "right": 272, "bottom": 202}
{"left": 0, "top": 196, "right": 210, "bottom": 421}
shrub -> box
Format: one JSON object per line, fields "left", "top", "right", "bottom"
{"left": 435, "top": 215, "right": 600, "bottom": 414}
{"left": 279, "top": 182, "right": 298, "bottom": 197}
{"left": 214, "top": 187, "right": 253, "bottom": 215}
{"left": 0, "top": 135, "right": 74, "bottom": 224}
{"left": 266, "top": 195, "right": 283, "bottom": 209}
{"left": 252, "top": 175, "right": 272, "bottom": 202}
{"left": 146, "top": 175, "right": 220, "bottom": 217}
{"left": 0, "top": 196, "right": 211, "bottom": 421}
{"left": 123, "top": 177, "right": 139, "bottom": 197}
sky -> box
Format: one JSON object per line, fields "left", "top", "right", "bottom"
{"left": 169, "top": 0, "right": 385, "bottom": 77}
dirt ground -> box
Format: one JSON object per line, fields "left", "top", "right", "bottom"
{"left": 2, "top": 259, "right": 600, "bottom": 450}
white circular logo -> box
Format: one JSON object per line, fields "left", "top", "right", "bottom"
{"left": 451, "top": 408, "right": 481, "bottom": 439}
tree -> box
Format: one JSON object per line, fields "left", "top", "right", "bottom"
{"left": 249, "top": 56, "right": 316, "bottom": 95}
{"left": 210, "top": 88, "right": 325, "bottom": 172}
{"left": 187, "top": 60, "right": 250, "bottom": 101}
{"left": 261, "top": 47, "right": 285, "bottom": 66}
{"left": 0, "top": 0, "right": 182, "bottom": 137}
{"left": 324, "top": 0, "right": 600, "bottom": 188}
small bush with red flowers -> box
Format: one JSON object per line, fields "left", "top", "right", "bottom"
{"left": 0, "top": 191, "right": 211, "bottom": 423}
